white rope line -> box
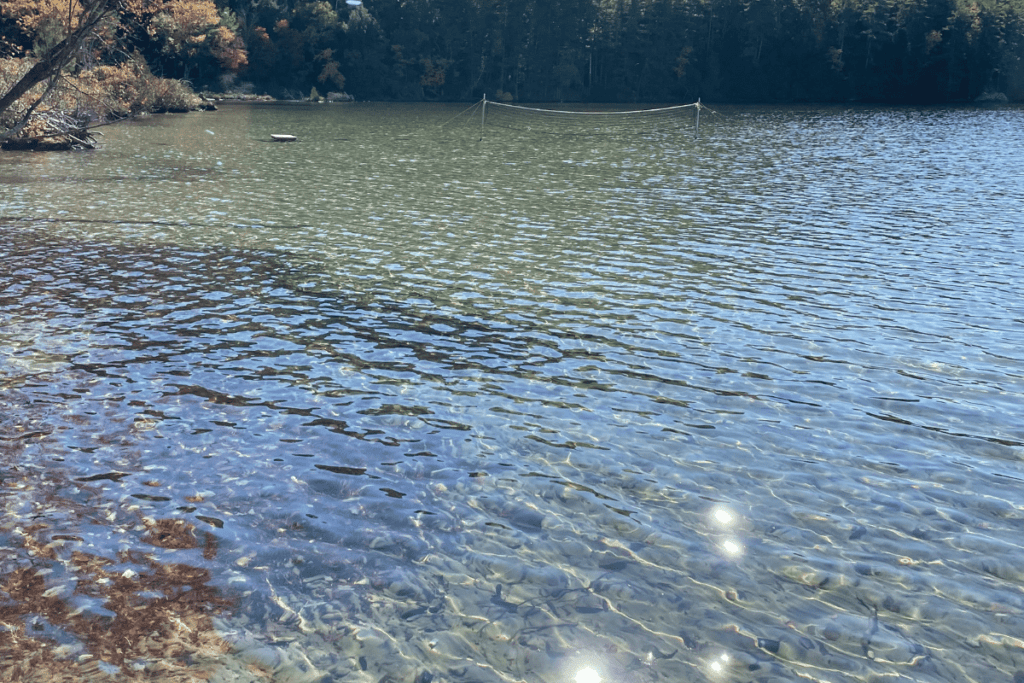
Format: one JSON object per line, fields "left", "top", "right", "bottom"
{"left": 485, "top": 101, "right": 699, "bottom": 115}
{"left": 438, "top": 99, "right": 483, "bottom": 128}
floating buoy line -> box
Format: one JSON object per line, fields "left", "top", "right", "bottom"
{"left": 440, "top": 96, "right": 715, "bottom": 139}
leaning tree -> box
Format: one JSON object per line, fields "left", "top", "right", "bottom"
{"left": 0, "top": 0, "right": 117, "bottom": 141}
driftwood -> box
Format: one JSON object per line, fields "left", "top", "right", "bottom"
{"left": 1, "top": 111, "right": 97, "bottom": 151}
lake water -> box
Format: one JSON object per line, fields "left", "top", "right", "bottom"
{"left": 1, "top": 102, "right": 1023, "bottom": 683}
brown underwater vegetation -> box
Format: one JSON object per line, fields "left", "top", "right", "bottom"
{"left": 0, "top": 391, "right": 239, "bottom": 682}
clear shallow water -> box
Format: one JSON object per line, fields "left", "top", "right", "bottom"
{"left": 2, "top": 102, "right": 1024, "bottom": 682}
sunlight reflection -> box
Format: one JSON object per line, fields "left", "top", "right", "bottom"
{"left": 707, "top": 652, "right": 731, "bottom": 678}
{"left": 712, "top": 505, "right": 735, "bottom": 526}
{"left": 721, "top": 538, "right": 743, "bottom": 557}
{"left": 575, "top": 667, "right": 601, "bottom": 683}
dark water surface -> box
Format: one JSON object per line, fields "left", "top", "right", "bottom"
{"left": 2, "top": 102, "right": 1023, "bottom": 682}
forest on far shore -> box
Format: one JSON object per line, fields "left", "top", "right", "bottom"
{"left": 2, "top": 0, "right": 1023, "bottom": 114}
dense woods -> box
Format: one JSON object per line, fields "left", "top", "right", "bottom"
{"left": 2, "top": 0, "right": 1023, "bottom": 132}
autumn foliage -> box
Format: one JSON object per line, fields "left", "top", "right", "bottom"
{"left": 4, "top": 0, "right": 1024, "bottom": 117}
{"left": 134, "top": 0, "right": 247, "bottom": 75}
{"left": 0, "top": 0, "right": 245, "bottom": 141}
{"left": 4, "top": 0, "right": 89, "bottom": 33}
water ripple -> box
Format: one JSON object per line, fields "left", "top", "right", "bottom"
{"left": 2, "top": 103, "right": 1024, "bottom": 682}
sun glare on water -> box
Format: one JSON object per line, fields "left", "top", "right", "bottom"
{"left": 575, "top": 667, "right": 601, "bottom": 683}
{"left": 713, "top": 506, "right": 735, "bottom": 525}
{"left": 722, "top": 539, "right": 743, "bottom": 556}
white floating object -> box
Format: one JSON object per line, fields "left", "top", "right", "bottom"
{"left": 346, "top": 0, "right": 362, "bottom": 5}
{"left": 271, "top": 134, "right": 297, "bottom": 142}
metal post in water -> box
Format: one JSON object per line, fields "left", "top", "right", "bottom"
{"left": 695, "top": 98, "right": 701, "bottom": 140}
{"left": 481, "top": 94, "right": 487, "bottom": 129}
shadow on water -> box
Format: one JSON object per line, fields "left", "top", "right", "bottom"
{"left": 2, "top": 224, "right": 650, "bottom": 681}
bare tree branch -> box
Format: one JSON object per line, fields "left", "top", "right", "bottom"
{"left": 5, "top": 75, "right": 64, "bottom": 140}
